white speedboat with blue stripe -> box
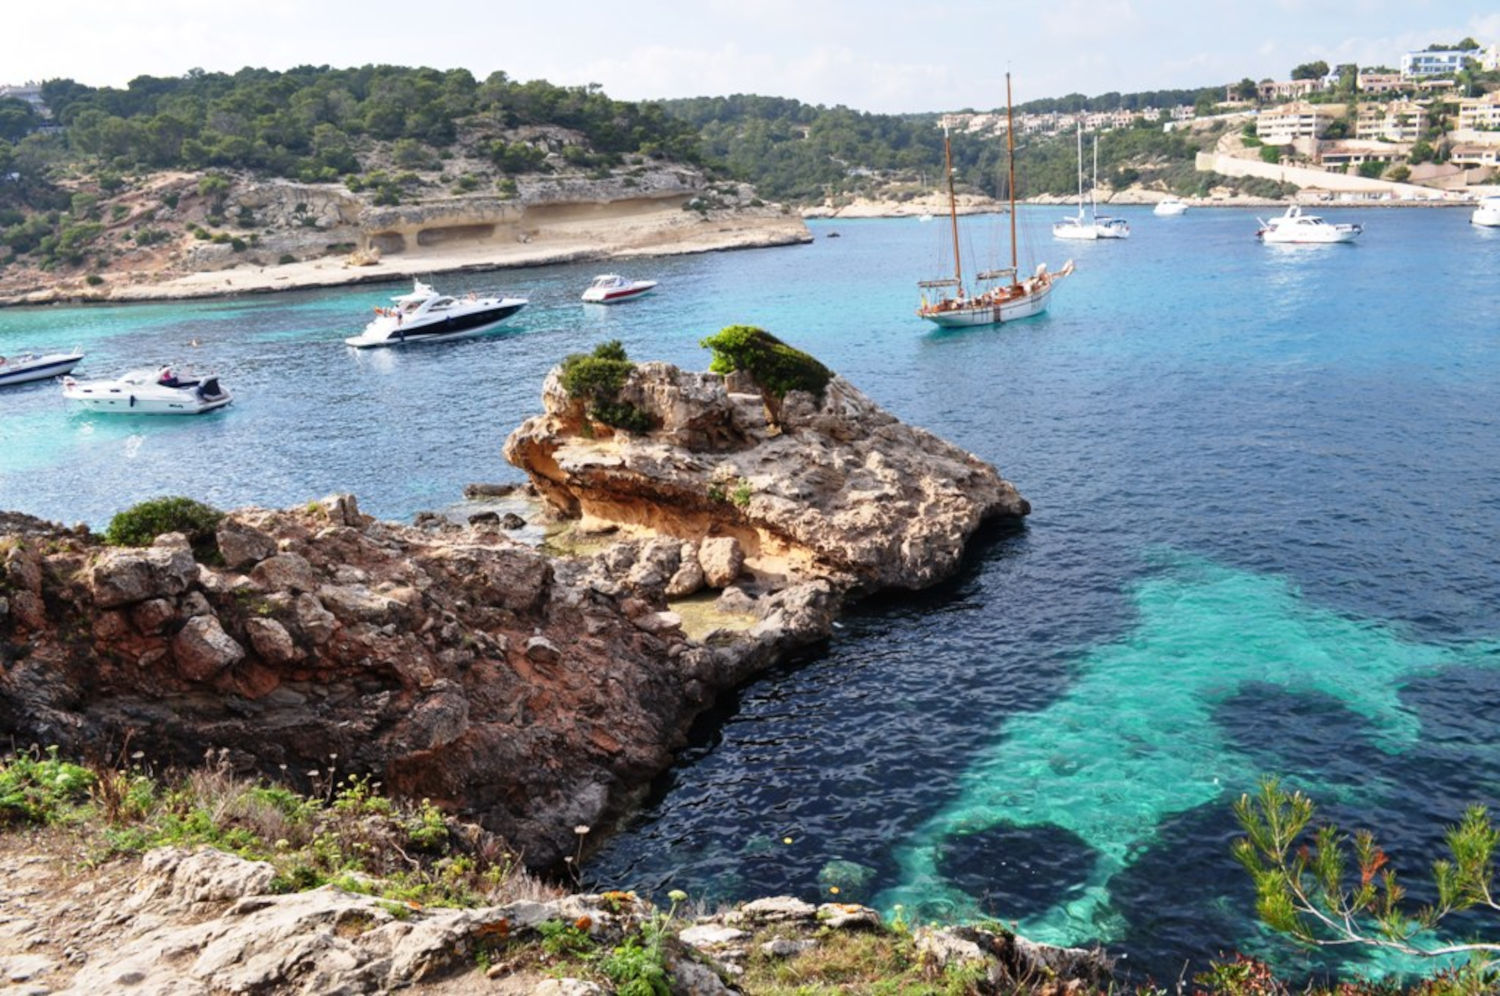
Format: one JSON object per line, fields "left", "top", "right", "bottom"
{"left": 0, "top": 350, "right": 84, "bottom": 387}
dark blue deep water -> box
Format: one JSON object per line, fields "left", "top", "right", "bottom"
{"left": 4, "top": 206, "right": 1499, "bottom": 983}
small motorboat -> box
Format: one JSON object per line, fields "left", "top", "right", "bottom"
{"left": 345, "top": 279, "right": 527, "bottom": 348}
{"left": 0, "top": 350, "right": 84, "bottom": 387}
{"left": 62, "top": 366, "right": 232, "bottom": 414}
{"left": 581, "top": 274, "right": 658, "bottom": 304}
{"left": 1256, "top": 204, "right": 1362, "bottom": 244}
{"left": 1153, "top": 196, "right": 1189, "bottom": 217}
{"left": 1471, "top": 195, "right": 1500, "bottom": 227}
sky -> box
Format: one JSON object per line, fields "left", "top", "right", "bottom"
{"left": 8, "top": 1, "right": 1500, "bottom": 113}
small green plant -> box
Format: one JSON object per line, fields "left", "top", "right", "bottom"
{"left": 539, "top": 918, "right": 595, "bottom": 958}
{"left": 1234, "top": 776, "right": 1500, "bottom": 972}
{"left": 699, "top": 324, "right": 832, "bottom": 427}
{"left": 103, "top": 496, "right": 224, "bottom": 557}
{"left": 730, "top": 479, "right": 752, "bottom": 509}
{"left": 558, "top": 340, "right": 655, "bottom": 433}
{"left": 85, "top": 273, "right": 104, "bottom": 286}
{"left": 0, "top": 746, "right": 95, "bottom": 825}
{"left": 278, "top": 253, "right": 297, "bottom": 265}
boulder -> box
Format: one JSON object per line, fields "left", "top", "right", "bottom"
{"left": 91, "top": 543, "right": 198, "bottom": 609}
{"left": 216, "top": 517, "right": 278, "bottom": 570}
{"left": 173, "top": 614, "right": 246, "bottom": 681}
{"left": 245, "top": 617, "right": 301, "bottom": 664}
{"left": 698, "top": 537, "right": 744, "bottom": 588}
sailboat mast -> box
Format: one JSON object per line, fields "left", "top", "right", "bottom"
{"left": 943, "top": 123, "right": 962, "bottom": 288}
{"left": 1075, "top": 122, "right": 1085, "bottom": 220}
{"left": 1092, "top": 134, "right": 1099, "bottom": 220}
{"left": 1006, "top": 73, "right": 1017, "bottom": 273}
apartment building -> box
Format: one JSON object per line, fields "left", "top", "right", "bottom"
{"left": 1354, "top": 101, "right": 1428, "bottom": 142}
{"left": 1400, "top": 48, "right": 1478, "bottom": 78}
{"left": 1257, "top": 102, "right": 1343, "bottom": 143}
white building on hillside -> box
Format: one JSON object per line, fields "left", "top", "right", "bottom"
{"left": 1257, "top": 102, "right": 1343, "bottom": 144}
{"left": 1400, "top": 48, "right": 1479, "bottom": 79}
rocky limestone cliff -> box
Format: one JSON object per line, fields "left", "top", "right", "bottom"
{"left": 0, "top": 497, "right": 834, "bottom": 870}
{"left": 504, "top": 361, "right": 1029, "bottom": 594}
{"left": 1, "top": 361, "right": 1026, "bottom": 874}
{"left": 0, "top": 847, "right": 1110, "bottom": 994}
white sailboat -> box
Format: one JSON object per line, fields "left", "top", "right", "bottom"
{"left": 1053, "top": 124, "right": 1129, "bottom": 240}
{"left": 917, "top": 74, "right": 1074, "bottom": 329}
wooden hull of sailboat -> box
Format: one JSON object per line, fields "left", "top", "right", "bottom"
{"left": 919, "top": 282, "right": 1055, "bottom": 328}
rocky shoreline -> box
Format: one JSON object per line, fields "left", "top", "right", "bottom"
{"left": 0, "top": 357, "right": 1027, "bottom": 872}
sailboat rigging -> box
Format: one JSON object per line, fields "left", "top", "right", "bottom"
{"left": 916, "top": 74, "right": 1074, "bottom": 329}
{"left": 1053, "top": 123, "right": 1130, "bottom": 240}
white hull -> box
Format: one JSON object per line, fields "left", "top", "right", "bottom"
{"left": 63, "top": 371, "right": 231, "bottom": 415}
{"left": 345, "top": 280, "right": 527, "bottom": 348}
{"left": 1471, "top": 200, "right": 1500, "bottom": 227}
{"left": 922, "top": 284, "right": 1054, "bottom": 327}
{"left": 1154, "top": 199, "right": 1189, "bottom": 216}
{"left": 1053, "top": 220, "right": 1100, "bottom": 241}
{"left": 0, "top": 351, "right": 83, "bottom": 387}
{"left": 1257, "top": 205, "right": 1361, "bottom": 244}
{"left": 581, "top": 275, "right": 658, "bottom": 303}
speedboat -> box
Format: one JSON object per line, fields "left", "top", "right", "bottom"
{"left": 1154, "top": 196, "right": 1189, "bottom": 217}
{"left": 1256, "top": 204, "right": 1361, "bottom": 244}
{"left": 1471, "top": 195, "right": 1500, "bottom": 227}
{"left": 581, "top": 274, "right": 657, "bottom": 304}
{"left": 0, "top": 350, "right": 84, "bottom": 387}
{"left": 62, "top": 367, "right": 232, "bottom": 414}
{"left": 344, "top": 279, "right": 527, "bottom": 348}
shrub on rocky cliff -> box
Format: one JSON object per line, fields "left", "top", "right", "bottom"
{"left": 559, "top": 340, "right": 655, "bottom": 433}
{"left": 700, "top": 324, "right": 832, "bottom": 427}
{"left": 104, "top": 495, "right": 224, "bottom": 558}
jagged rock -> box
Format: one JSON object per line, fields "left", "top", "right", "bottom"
{"left": 524, "top": 635, "right": 561, "bottom": 663}
{"left": 130, "top": 597, "right": 177, "bottom": 636}
{"left": 216, "top": 516, "right": 278, "bottom": 570}
{"left": 292, "top": 592, "right": 337, "bottom": 645}
{"left": 91, "top": 542, "right": 197, "bottom": 608}
{"left": 714, "top": 585, "right": 757, "bottom": 615}
{"left": 244, "top": 617, "right": 301, "bottom": 665}
{"left": 666, "top": 557, "right": 706, "bottom": 598}
{"left": 172, "top": 615, "right": 246, "bottom": 681}
{"left": 816, "top": 902, "right": 883, "bottom": 930}
{"left": 697, "top": 537, "right": 743, "bottom": 588}
{"left": 468, "top": 511, "right": 501, "bottom": 526}
{"left": 505, "top": 361, "right": 1028, "bottom": 593}
{"left": 500, "top": 512, "right": 526, "bottom": 529}
{"left": 250, "top": 553, "right": 321, "bottom": 593}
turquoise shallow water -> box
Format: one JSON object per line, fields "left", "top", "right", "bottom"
{"left": 4, "top": 206, "right": 1500, "bottom": 982}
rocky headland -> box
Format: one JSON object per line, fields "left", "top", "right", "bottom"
{"left": 0, "top": 353, "right": 1053, "bottom": 990}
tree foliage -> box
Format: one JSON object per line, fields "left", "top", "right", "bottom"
{"left": 103, "top": 495, "right": 224, "bottom": 556}
{"left": 1234, "top": 777, "right": 1500, "bottom": 974}
{"left": 558, "top": 340, "right": 653, "bottom": 433}
{"left": 35, "top": 65, "right": 701, "bottom": 181}
{"left": 700, "top": 324, "right": 831, "bottom": 427}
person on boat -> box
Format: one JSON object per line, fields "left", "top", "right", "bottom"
{"left": 158, "top": 366, "right": 180, "bottom": 387}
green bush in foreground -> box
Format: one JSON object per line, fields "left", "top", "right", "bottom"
{"left": 103, "top": 495, "right": 223, "bottom": 556}
{"left": 1234, "top": 776, "right": 1500, "bottom": 985}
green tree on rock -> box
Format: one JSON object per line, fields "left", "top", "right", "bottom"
{"left": 699, "top": 325, "right": 831, "bottom": 429}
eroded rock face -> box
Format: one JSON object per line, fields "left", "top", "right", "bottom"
{"left": 504, "top": 361, "right": 1029, "bottom": 593}
{"left": 0, "top": 499, "right": 835, "bottom": 870}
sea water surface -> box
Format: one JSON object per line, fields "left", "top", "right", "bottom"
{"left": 3, "top": 206, "right": 1499, "bottom": 983}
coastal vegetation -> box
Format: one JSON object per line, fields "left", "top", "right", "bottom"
{"left": 700, "top": 324, "right": 832, "bottom": 427}
{"left": 558, "top": 340, "right": 655, "bottom": 433}
{"left": 102, "top": 494, "right": 224, "bottom": 556}
{"left": 1235, "top": 778, "right": 1500, "bottom": 987}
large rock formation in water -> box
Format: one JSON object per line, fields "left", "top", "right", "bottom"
{"left": 0, "top": 360, "right": 1027, "bottom": 868}
{"left": 504, "top": 361, "right": 1029, "bottom": 594}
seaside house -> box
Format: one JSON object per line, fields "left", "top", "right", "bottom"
{"left": 1257, "top": 78, "right": 1324, "bottom": 102}
{"left": 1356, "top": 72, "right": 1405, "bottom": 94}
{"left": 1317, "top": 141, "right": 1407, "bottom": 171}
{"left": 1457, "top": 91, "right": 1500, "bottom": 133}
{"left": 1400, "top": 48, "right": 1479, "bottom": 79}
{"left": 1257, "top": 102, "right": 1343, "bottom": 145}
{"left": 1355, "top": 101, "right": 1428, "bottom": 142}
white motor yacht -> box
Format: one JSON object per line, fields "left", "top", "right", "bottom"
{"left": 0, "top": 350, "right": 84, "bottom": 387}
{"left": 1154, "top": 196, "right": 1189, "bottom": 216}
{"left": 345, "top": 279, "right": 527, "bottom": 348}
{"left": 1471, "top": 195, "right": 1500, "bottom": 227}
{"left": 581, "top": 274, "right": 658, "bottom": 304}
{"left": 62, "top": 367, "right": 232, "bottom": 414}
{"left": 1256, "top": 205, "right": 1362, "bottom": 244}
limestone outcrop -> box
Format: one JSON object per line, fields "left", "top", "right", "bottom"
{"left": 0, "top": 497, "right": 834, "bottom": 870}
{"left": 0, "top": 847, "right": 1111, "bottom": 994}
{"left": 504, "top": 360, "right": 1029, "bottom": 594}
